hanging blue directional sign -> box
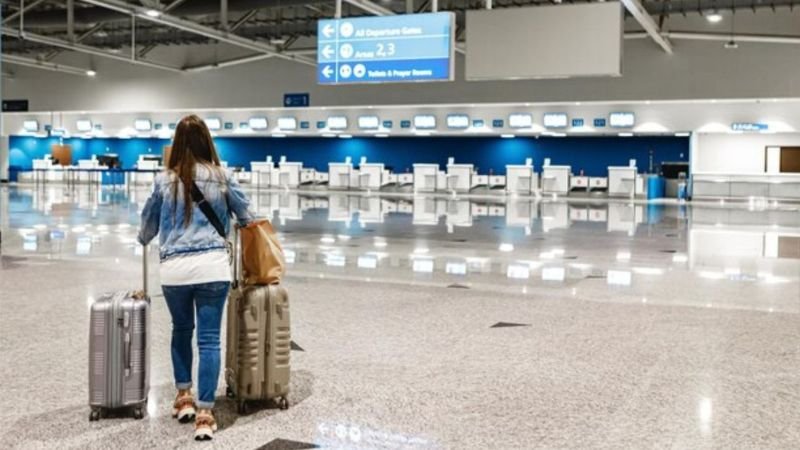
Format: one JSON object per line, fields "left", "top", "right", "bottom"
{"left": 317, "top": 12, "right": 455, "bottom": 85}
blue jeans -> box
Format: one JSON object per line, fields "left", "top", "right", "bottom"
{"left": 162, "top": 281, "right": 230, "bottom": 409}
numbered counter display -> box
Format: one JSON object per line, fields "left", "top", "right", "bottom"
{"left": 692, "top": 173, "right": 800, "bottom": 201}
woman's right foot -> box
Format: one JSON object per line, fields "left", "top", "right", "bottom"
{"left": 172, "top": 391, "right": 196, "bottom": 423}
{"left": 194, "top": 410, "right": 218, "bottom": 441}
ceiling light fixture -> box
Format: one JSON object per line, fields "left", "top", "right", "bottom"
{"left": 706, "top": 13, "right": 723, "bottom": 23}
{"left": 145, "top": 9, "right": 161, "bottom": 18}
{"left": 86, "top": 70, "right": 97, "bottom": 77}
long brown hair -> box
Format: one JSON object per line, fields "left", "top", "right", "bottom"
{"left": 168, "top": 114, "right": 222, "bottom": 226}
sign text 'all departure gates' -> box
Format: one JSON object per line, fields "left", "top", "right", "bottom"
{"left": 317, "top": 13, "right": 455, "bottom": 85}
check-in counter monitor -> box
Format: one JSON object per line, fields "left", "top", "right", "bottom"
{"left": 541, "top": 165, "right": 571, "bottom": 195}
{"left": 608, "top": 166, "right": 639, "bottom": 197}
{"left": 413, "top": 164, "right": 439, "bottom": 192}
{"left": 329, "top": 158, "right": 353, "bottom": 190}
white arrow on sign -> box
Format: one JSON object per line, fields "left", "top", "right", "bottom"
{"left": 321, "top": 65, "right": 333, "bottom": 79}
{"left": 322, "top": 45, "right": 334, "bottom": 59}
{"left": 322, "top": 24, "right": 335, "bottom": 38}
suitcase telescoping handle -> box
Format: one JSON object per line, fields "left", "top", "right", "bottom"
{"left": 232, "top": 226, "right": 241, "bottom": 289}
{"left": 142, "top": 243, "right": 149, "bottom": 298}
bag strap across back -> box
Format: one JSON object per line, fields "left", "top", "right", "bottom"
{"left": 190, "top": 181, "right": 226, "bottom": 239}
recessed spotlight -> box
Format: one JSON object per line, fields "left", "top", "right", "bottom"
{"left": 86, "top": 70, "right": 97, "bottom": 77}
{"left": 724, "top": 40, "right": 739, "bottom": 49}
{"left": 706, "top": 13, "right": 723, "bottom": 23}
{"left": 145, "top": 9, "right": 161, "bottom": 18}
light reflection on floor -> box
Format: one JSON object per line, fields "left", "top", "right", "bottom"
{"left": 4, "top": 185, "right": 799, "bottom": 313}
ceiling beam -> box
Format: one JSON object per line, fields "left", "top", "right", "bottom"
{"left": 2, "top": 53, "right": 94, "bottom": 76}
{"left": 2, "top": 28, "right": 185, "bottom": 72}
{"left": 2, "top": 0, "right": 46, "bottom": 25}
{"left": 620, "top": 0, "right": 673, "bottom": 54}
{"left": 79, "top": 0, "right": 316, "bottom": 66}
{"left": 625, "top": 30, "right": 800, "bottom": 45}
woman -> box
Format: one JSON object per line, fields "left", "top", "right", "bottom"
{"left": 138, "top": 115, "right": 254, "bottom": 441}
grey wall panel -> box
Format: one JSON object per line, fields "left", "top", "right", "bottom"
{"left": 465, "top": 4, "right": 622, "bottom": 80}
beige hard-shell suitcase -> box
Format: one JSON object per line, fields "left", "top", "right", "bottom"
{"left": 225, "top": 230, "right": 291, "bottom": 414}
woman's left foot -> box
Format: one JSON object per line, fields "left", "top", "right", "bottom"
{"left": 194, "top": 410, "right": 218, "bottom": 441}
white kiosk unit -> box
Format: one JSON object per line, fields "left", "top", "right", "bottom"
{"left": 541, "top": 160, "right": 571, "bottom": 195}
{"left": 329, "top": 157, "right": 354, "bottom": 190}
{"left": 359, "top": 159, "right": 390, "bottom": 190}
{"left": 413, "top": 163, "right": 440, "bottom": 192}
{"left": 608, "top": 161, "right": 639, "bottom": 197}
{"left": 278, "top": 156, "right": 303, "bottom": 188}
{"left": 251, "top": 156, "right": 276, "bottom": 187}
{"left": 446, "top": 158, "right": 474, "bottom": 193}
{"left": 506, "top": 159, "right": 536, "bottom": 195}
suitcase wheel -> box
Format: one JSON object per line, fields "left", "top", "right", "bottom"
{"left": 133, "top": 407, "right": 145, "bottom": 420}
{"left": 278, "top": 397, "right": 289, "bottom": 410}
{"left": 89, "top": 409, "right": 101, "bottom": 422}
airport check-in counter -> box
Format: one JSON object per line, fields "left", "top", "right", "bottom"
{"left": 505, "top": 161, "right": 537, "bottom": 195}
{"left": 608, "top": 166, "right": 641, "bottom": 197}
{"left": 278, "top": 160, "right": 303, "bottom": 188}
{"left": 329, "top": 159, "right": 353, "bottom": 190}
{"left": 446, "top": 162, "right": 475, "bottom": 192}
{"left": 359, "top": 162, "right": 391, "bottom": 190}
{"left": 691, "top": 173, "right": 800, "bottom": 201}
{"left": 413, "top": 164, "right": 441, "bottom": 192}
{"left": 251, "top": 160, "right": 276, "bottom": 187}
{"left": 541, "top": 165, "right": 571, "bottom": 195}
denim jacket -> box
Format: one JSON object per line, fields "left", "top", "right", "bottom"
{"left": 137, "top": 164, "right": 254, "bottom": 261}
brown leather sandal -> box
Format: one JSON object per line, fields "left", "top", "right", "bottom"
{"left": 194, "top": 411, "right": 218, "bottom": 441}
{"left": 172, "top": 393, "right": 196, "bottom": 423}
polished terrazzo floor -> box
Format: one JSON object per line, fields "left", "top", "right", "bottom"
{"left": 1, "top": 184, "right": 799, "bottom": 449}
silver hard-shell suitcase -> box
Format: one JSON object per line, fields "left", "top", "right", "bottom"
{"left": 88, "top": 246, "right": 150, "bottom": 421}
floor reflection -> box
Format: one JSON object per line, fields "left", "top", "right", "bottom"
{"left": 2, "top": 185, "right": 799, "bottom": 313}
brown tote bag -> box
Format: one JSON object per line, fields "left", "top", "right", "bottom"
{"left": 239, "top": 219, "right": 286, "bottom": 285}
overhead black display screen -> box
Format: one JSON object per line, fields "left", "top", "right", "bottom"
{"left": 2, "top": 99, "right": 29, "bottom": 112}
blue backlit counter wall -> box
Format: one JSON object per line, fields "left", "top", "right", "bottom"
{"left": 8, "top": 135, "right": 689, "bottom": 178}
